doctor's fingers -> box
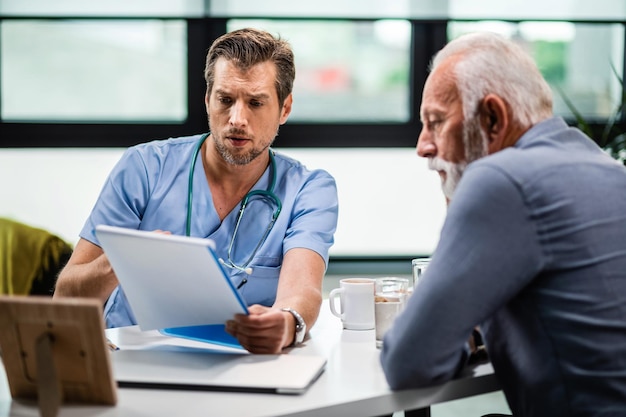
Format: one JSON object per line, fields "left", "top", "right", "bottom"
{"left": 236, "top": 328, "right": 284, "bottom": 354}
{"left": 236, "top": 306, "right": 285, "bottom": 327}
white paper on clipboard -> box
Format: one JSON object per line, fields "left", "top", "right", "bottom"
{"left": 95, "top": 225, "right": 248, "bottom": 331}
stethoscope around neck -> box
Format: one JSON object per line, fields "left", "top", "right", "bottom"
{"left": 185, "top": 133, "right": 282, "bottom": 277}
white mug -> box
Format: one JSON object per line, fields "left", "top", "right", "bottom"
{"left": 328, "top": 278, "right": 375, "bottom": 330}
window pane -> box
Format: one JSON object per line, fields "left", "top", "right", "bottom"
{"left": 448, "top": 0, "right": 626, "bottom": 21}
{"left": 214, "top": 0, "right": 447, "bottom": 19}
{"left": 3, "top": 0, "right": 625, "bottom": 21}
{"left": 448, "top": 21, "right": 625, "bottom": 120}
{"left": 228, "top": 19, "right": 411, "bottom": 123}
{"left": 0, "top": 0, "right": 205, "bottom": 17}
{"left": 1, "top": 20, "right": 187, "bottom": 122}
{"left": 214, "top": 0, "right": 626, "bottom": 21}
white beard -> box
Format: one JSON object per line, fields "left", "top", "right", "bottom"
{"left": 428, "top": 116, "right": 490, "bottom": 201}
{"left": 428, "top": 157, "right": 466, "bottom": 201}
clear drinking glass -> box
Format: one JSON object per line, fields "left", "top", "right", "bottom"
{"left": 411, "top": 257, "right": 431, "bottom": 289}
{"left": 374, "top": 277, "right": 409, "bottom": 348}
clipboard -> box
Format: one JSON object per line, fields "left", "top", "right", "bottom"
{"left": 94, "top": 225, "right": 248, "bottom": 339}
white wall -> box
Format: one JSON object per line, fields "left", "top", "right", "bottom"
{"left": 0, "top": 147, "right": 446, "bottom": 256}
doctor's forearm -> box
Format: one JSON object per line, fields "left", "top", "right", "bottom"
{"left": 54, "top": 254, "right": 118, "bottom": 304}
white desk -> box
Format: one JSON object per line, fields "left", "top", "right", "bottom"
{"left": 0, "top": 301, "right": 500, "bottom": 417}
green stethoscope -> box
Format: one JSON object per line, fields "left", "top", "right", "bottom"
{"left": 186, "top": 133, "right": 282, "bottom": 276}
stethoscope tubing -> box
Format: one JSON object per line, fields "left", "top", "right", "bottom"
{"left": 185, "top": 133, "right": 280, "bottom": 237}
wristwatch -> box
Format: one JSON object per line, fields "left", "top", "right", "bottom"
{"left": 281, "top": 307, "right": 306, "bottom": 346}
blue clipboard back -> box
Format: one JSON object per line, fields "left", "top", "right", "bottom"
{"left": 159, "top": 324, "right": 245, "bottom": 350}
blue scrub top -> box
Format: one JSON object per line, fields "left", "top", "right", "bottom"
{"left": 80, "top": 134, "right": 339, "bottom": 328}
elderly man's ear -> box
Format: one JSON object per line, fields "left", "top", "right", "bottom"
{"left": 479, "top": 94, "right": 510, "bottom": 153}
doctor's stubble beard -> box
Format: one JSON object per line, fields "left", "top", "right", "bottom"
{"left": 210, "top": 125, "right": 279, "bottom": 166}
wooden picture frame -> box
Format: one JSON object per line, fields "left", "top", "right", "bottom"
{"left": 0, "top": 296, "right": 117, "bottom": 416}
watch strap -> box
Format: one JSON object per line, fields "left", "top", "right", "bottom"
{"left": 281, "top": 307, "right": 306, "bottom": 346}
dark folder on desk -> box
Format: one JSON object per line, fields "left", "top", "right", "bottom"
{"left": 95, "top": 225, "right": 248, "bottom": 348}
{"left": 111, "top": 349, "right": 326, "bottom": 395}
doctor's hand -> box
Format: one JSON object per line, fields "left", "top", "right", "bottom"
{"left": 226, "top": 304, "right": 292, "bottom": 354}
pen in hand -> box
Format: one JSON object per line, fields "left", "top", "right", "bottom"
{"left": 106, "top": 338, "right": 120, "bottom": 351}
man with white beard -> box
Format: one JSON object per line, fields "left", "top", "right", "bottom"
{"left": 380, "top": 32, "right": 626, "bottom": 417}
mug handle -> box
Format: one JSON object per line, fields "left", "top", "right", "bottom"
{"left": 328, "top": 287, "right": 344, "bottom": 319}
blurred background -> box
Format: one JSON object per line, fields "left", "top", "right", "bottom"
{"left": 2, "top": 1, "right": 623, "bottom": 271}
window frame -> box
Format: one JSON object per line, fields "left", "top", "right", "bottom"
{"left": 0, "top": 15, "right": 624, "bottom": 148}
{"left": 0, "top": 16, "right": 223, "bottom": 147}
{"left": 0, "top": 16, "right": 446, "bottom": 148}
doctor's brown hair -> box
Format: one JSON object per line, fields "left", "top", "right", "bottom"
{"left": 204, "top": 28, "right": 295, "bottom": 106}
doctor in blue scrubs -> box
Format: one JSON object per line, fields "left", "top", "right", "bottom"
{"left": 54, "top": 28, "right": 339, "bottom": 354}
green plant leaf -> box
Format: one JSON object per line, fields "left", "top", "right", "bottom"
{"left": 555, "top": 84, "right": 594, "bottom": 138}
{"left": 557, "top": 61, "right": 625, "bottom": 165}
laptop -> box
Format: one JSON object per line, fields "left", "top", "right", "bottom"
{"left": 111, "top": 349, "right": 327, "bottom": 395}
{"left": 95, "top": 224, "right": 248, "bottom": 348}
